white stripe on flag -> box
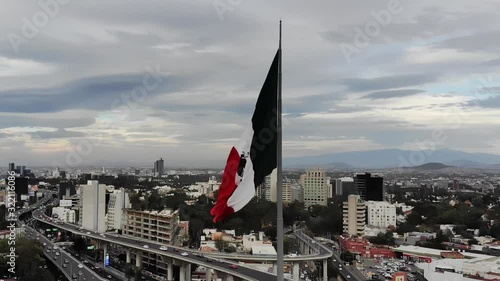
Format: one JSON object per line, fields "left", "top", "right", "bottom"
{"left": 227, "top": 127, "right": 256, "bottom": 212}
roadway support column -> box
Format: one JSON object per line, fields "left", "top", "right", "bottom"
{"left": 179, "top": 263, "right": 186, "bottom": 281}
{"left": 103, "top": 243, "right": 108, "bottom": 268}
{"left": 323, "top": 259, "right": 328, "bottom": 281}
{"left": 293, "top": 262, "right": 300, "bottom": 281}
{"left": 126, "top": 249, "right": 131, "bottom": 263}
{"left": 206, "top": 267, "right": 212, "bottom": 281}
{"left": 167, "top": 260, "right": 173, "bottom": 281}
{"left": 186, "top": 263, "right": 191, "bottom": 280}
{"left": 216, "top": 271, "right": 228, "bottom": 281}
{"left": 135, "top": 251, "right": 142, "bottom": 268}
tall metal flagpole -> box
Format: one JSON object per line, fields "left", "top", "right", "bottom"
{"left": 276, "top": 19, "right": 284, "bottom": 281}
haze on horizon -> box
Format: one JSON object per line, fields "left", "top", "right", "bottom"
{"left": 1, "top": 0, "right": 500, "bottom": 168}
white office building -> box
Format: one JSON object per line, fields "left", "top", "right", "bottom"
{"left": 366, "top": 201, "right": 397, "bottom": 228}
{"left": 52, "top": 207, "right": 76, "bottom": 223}
{"left": 301, "top": 168, "right": 329, "bottom": 207}
{"left": 106, "top": 188, "right": 131, "bottom": 231}
{"left": 80, "top": 180, "right": 106, "bottom": 232}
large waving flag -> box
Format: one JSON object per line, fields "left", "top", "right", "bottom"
{"left": 211, "top": 50, "right": 279, "bottom": 223}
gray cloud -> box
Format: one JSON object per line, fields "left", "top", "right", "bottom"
{"left": 0, "top": 72, "right": 195, "bottom": 113}
{"left": 1, "top": 0, "right": 500, "bottom": 167}
{"left": 468, "top": 96, "right": 500, "bottom": 108}
{"left": 0, "top": 115, "right": 95, "bottom": 129}
{"left": 341, "top": 74, "right": 438, "bottom": 92}
{"left": 361, "top": 89, "right": 424, "bottom": 100}
{"left": 28, "top": 129, "right": 86, "bottom": 139}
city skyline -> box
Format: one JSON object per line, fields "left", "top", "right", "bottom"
{"left": 2, "top": 1, "right": 500, "bottom": 168}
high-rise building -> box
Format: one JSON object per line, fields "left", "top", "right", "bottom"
{"left": 354, "top": 173, "right": 383, "bottom": 201}
{"left": 269, "top": 169, "right": 277, "bottom": 202}
{"left": 453, "top": 179, "right": 459, "bottom": 191}
{"left": 282, "top": 180, "right": 293, "bottom": 204}
{"left": 301, "top": 168, "right": 329, "bottom": 207}
{"left": 59, "top": 182, "right": 76, "bottom": 199}
{"left": 154, "top": 158, "right": 164, "bottom": 176}
{"left": 335, "top": 177, "right": 355, "bottom": 196}
{"left": 80, "top": 180, "right": 106, "bottom": 232}
{"left": 8, "top": 163, "right": 15, "bottom": 172}
{"left": 290, "top": 183, "right": 304, "bottom": 203}
{"left": 366, "top": 201, "right": 396, "bottom": 228}
{"left": 343, "top": 195, "right": 365, "bottom": 236}
{"left": 106, "top": 188, "right": 131, "bottom": 231}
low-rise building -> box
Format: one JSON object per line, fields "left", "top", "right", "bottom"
{"left": 52, "top": 206, "right": 76, "bottom": 223}
{"left": 122, "top": 209, "right": 179, "bottom": 245}
{"left": 366, "top": 201, "right": 397, "bottom": 228}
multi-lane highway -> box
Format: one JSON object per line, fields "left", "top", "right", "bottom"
{"left": 32, "top": 208, "right": 284, "bottom": 281}
{"left": 28, "top": 227, "right": 107, "bottom": 281}
{"left": 294, "top": 230, "right": 366, "bottom": 281}
{"left": 17, "top": 192, "right": 108, "bottom": 281}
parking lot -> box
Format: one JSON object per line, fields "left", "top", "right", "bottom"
{"left": 360, "top": 258, "right": 423, "bottom": 280}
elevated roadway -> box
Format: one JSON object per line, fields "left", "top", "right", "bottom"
{"left": 32, "top": 208, "right": 283, "bottom": 281}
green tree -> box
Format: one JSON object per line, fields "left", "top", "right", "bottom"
{"left": 0, "top": 237, "right": 55, "bottom": 280}
{"left": 468, "top": 238, "right": 479, "bottom": 245}
{"left": 214, "top": 238, "right": 224, "bottom": 252}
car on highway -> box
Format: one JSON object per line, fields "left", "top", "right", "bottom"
{"left": 206, "top": 258, "right": 213, "bottom": 263}
{"left": 346, "top": 275, "right": 351, "bottom": 279}
{"left": 229, "top": 264, "right": 238, "bottom": 269}
{"left": 78, "top": 263, "right": 84, "bottom": 269}
{"left": 195, "top": 253, "right": 204, "bottom": 258}
{"left": 143, "top": 245, "right": 149, "bottom": 249}
{"left": 180, "top": 252, "right": 188, "bottom": 256}
{"left": 63, "top": 263, "right": 68, "bottom": 268}
{"left": 159, "top": 246, "right": 168, "bottom": 251}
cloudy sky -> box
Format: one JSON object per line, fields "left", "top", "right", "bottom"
{"left": 1, "top": 0, "right": 500, "bottom": 168}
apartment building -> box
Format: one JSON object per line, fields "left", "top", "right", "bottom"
{"left": 343, "top": 195, "right": 366, "bottom": 236}
{"left": 366, "top": 201, "right": 397, "bottom": 228}
{"left": 122, "top": 209, "right": 179, "bottom": 245}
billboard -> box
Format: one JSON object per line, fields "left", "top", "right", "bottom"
{"left": 59, "top": 200, "right": 72, "bottom": 207}
{"left": 393, "top": 272, "right": 407, "bottom": 281}
{"left": 105, "top": 253, "right": 110, "bottom": 267}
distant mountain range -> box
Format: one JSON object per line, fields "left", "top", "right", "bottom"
{"left": 283, "top": 149, "right": 500, "bottom": 169}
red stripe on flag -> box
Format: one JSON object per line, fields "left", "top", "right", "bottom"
{"left": 210, "top": 146, "right": 240, "bottom": 222}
